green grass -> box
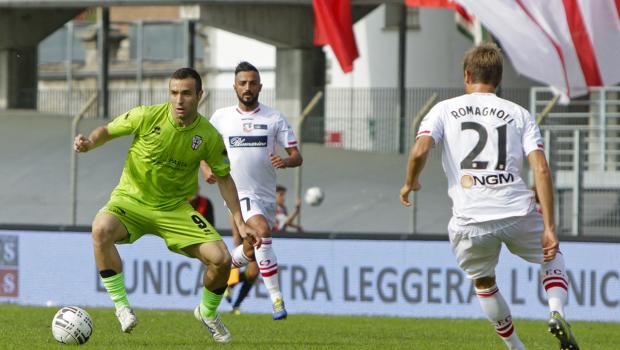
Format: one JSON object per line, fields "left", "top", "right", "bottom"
{"left": 0, "top": 304, "right": 617, "bottom": 349}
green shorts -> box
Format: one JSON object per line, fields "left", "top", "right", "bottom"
{"left": 95, "top": 197, "right": 222, "bottom": 257}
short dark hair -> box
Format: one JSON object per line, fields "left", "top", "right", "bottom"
{"left": 171, "top": 67, "right": 202, "bottom": 94}
{"left": 234, "top": 61, "right": 260, "bottom": 80}
{"left": 462, "top": 43, "right": 503, "bottom": 87}
{"left": 276, "top": 185, "right": 287, "bottom": 193}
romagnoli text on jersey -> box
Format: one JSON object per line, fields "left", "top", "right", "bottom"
{"left": 450, "top": 106, "right": 515, "bottom": 124}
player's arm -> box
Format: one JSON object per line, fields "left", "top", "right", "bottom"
{"left": 400, "top": 136, "right": 435, "bottom": 206}
{"left": 287, "top": 222, "right": 304, "bottom": 232}
{"left": 528, "top": 150, "right": 559, "bottom": 262}
{"left": 74, "top": 126, "right": 117, "bottom": 153}
{"left": 200, "top": 160, "right": 218, "bottom": 184}
{"left": 270, "top": 146, "right": 302, "bottom": 169}
{"left": 215, "top": 172, "right": 261, "bottom": 248}
{"left": 285, "top": 199, "right": 304, "bottom": 232}
{"left": 227, "top": 213, "right": 242, "bottom": 247}
{"left": 286, "top": 198, "right": 301, "bottom": 225}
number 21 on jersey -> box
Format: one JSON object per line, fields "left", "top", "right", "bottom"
{"left": 460, "top": 122, "right": 507, "bottom": 171}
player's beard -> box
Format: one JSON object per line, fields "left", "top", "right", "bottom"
{"left": 238, "top": 91, "right": 259, "bottom": 107}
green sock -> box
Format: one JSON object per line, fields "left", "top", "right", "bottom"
{"left": 102, "top": 272, "right": 131, "bottom": 310}
{"left": 200, "top": 287, "right": 223, "bottom": 319}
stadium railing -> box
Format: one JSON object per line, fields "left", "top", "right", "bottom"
{"left": 34, "top": 87, "right": 530, "bottom": 157}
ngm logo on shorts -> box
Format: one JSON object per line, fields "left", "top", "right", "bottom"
{"left": 0, "top": 235, "right": 18, "bottom": 297}
{"left": 229, "top": 136, "right": 268, "bottom": 148}
{"left": 461, "top": 173, "right": 515, "bottom": 189}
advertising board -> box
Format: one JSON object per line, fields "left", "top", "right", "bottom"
{"left": 0, "top": 230, "right": 618, "bottom": 322}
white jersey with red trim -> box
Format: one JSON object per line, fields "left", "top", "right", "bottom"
{"left": 209, "top": 103, "right": 298, "bottom": 203}
{"left": 417, "top": 93, "right": 543, "bottom": 223}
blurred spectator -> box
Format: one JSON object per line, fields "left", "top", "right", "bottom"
{"left": 273, "top": 185, "right": 303, "bottom": 232}
{"left": 189, "top": 186, "right": 215, "bottom": 226}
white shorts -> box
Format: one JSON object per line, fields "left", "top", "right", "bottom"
{"left": 232, "top": 194, "right": 277, "bottom": 229}
{"left": 448, "top": 209, "right": 544, "bottom": 279}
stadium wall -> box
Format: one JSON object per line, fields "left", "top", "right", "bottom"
{"left": 0, "top": 228, "right": 618, "bottom": 323}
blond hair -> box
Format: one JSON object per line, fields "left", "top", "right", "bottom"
{"left": 462, "top": 43, "right": 503, "bottom": 87}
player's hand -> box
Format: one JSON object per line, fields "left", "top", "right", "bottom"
{"left": 239, "top": 225, "right": 262, "bottom": 249}
{"left": 270, "top": 152, "right": 286, "bottom": 169}
{"left": 295, "top": 197, "right": 301, "bottom": 208}
{"left": 200, "top": 162, "right": 217, "bottom": 184}
{"left": 399, "top": 183, "right": 421, "bottom": 206}
{"left": 74, "top": 134, "right": 93, "bottom": 153}
{"left": 541, "top": 229, "right": 559, "bottom": 262}
{"left": 204, "top": 173, "right": 217, "bottom": 184}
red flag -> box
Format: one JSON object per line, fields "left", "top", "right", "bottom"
{"left": 313, "top": 0, "right": 359, "bottom": 73}
{"left": 405, "top": 0, "right": 459, "bottom": 10}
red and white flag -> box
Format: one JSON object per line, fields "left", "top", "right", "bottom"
{"left": 313, "top": 0, "right": 359, "bottom": 73}
{"left": 409, "top": 0, "right": 620, "bottom": 102}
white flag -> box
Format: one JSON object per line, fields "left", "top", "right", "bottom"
{"left": 457, "top": 0, "right": 620, "bottom": 103}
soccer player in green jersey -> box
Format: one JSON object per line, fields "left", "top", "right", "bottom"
{"left": 74, "top": 68, "right": 260, "bottom": 344}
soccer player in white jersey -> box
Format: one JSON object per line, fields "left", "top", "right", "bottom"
{"left": 400, "top": 44, "right": 578, "bottom": 350}
{"left": 201, "top": 61, "right": 303, "bottom": 321}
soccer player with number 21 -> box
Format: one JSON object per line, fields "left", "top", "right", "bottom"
{"left": 400, "top": 44, "right": 579, "bottom": 350}
{"left": 74, "top": 68, "right": 260, "bottom": 344}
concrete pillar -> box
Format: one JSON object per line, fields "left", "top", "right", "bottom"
{"left": 0, "top": 8, "right": 83, "bottom": 110}
{"left": 184, "top": 20, "right": 195, "bottom": 69}
{"left": 0, "top": 47, "right": 37, "bottom": 109}
{"left": 276, "top": 47, "right": 326, "bottom": 143}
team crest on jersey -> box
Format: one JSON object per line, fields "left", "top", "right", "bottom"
{"left": 243, "top": 123, "right": 253, "bottom": 132}
{"left": 191, "top": 135, "right": 203, "bottom": 150}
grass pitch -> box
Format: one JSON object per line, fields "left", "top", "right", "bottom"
{"left": 0, "top": 304, "right": 617, "bottom": 349}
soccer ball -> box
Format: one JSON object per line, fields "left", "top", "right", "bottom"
{"left": 52, "top": 307, "right": 93, "bottom": 345}
{"left": 304, "top": 187, "right": 325, "bottom": 206}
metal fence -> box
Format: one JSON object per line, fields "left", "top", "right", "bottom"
{"left": 534, "top": 87, "right": 620, "bottom": 237}
{"left": 320, "top": 87, "right": 530, "bottom": 155}
{"left": 34, "top": 88, "right": 277, "bottom": 119}
{"left": 14, "top": 86, "right": 618, "bottom": 237}
{"left": 35, "top": 86, "right": 530, "bottom": 157}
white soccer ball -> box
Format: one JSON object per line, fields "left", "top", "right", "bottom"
{"left": 52, "top": 306, "right": 93, "bottom": 345}
{"left": 304, "top": 187, "right": 325, "bottom": 206}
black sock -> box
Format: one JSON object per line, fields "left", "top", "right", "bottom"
{"left": 212, "top": 286, "right": 227, "bottom": 295}
{"left": 234, "top": 281, "right": 254, "bottom": 308}
{"left": 99, "top": 269, "right": 117, "bottom": 279}
{"left": 239, "top": 272, "right": 247, "bottom": 283}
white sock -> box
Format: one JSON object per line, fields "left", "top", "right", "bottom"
{"left": 255, "top": 237, "right": 282, "bottom": 302}
{"left": 230, "top": 245, "right": 252, "bottom": 269}
{"left": 541, "top": 251, "right": 568, "bottom": 318}
{"left": 476, "top": 284, "right": 525, "bottom": 350}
